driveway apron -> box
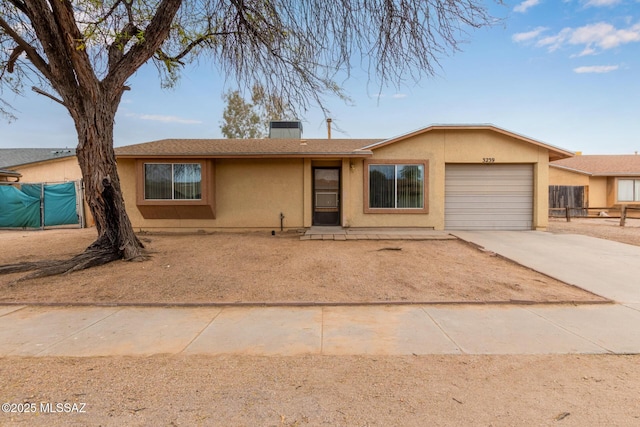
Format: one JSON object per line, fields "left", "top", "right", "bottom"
{"left": 452, "top": 231, "right": 640, "bottom": 303}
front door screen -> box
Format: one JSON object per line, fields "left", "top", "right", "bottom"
{"left": 313, "top": 168, "right": 340, "bottom": 226}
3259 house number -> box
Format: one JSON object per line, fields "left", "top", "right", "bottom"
{"left": 482, "top": 158, "right": 495, "bottom": 163}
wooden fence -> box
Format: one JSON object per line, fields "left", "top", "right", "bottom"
{"left": 620, "top": 206, "right": 640, "bottom": 227}
{"left": 549, "top": 185, "right": 585, "bottom": 210}
{"left": 554, "top": 205, "right": 640, "bottom": 226}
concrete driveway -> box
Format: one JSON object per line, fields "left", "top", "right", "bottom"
{"left": 452, "top": 231, "right": 640, "bottom": 303}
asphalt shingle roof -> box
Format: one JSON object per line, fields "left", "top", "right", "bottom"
{"left": 551, "top": 155, "right": 640, "bottom": 176}
{"left": 114, "top": 138, "right": 380, "bottom": 158}
{"left": 0, "top": 148, "right": 76, "bottom": 169}
{"left": 113, "top": 125, "right": 574, "bottom": 161}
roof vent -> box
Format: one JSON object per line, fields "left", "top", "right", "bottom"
{"left": 269, "top": 121, "right": 303, "bottom": 139}
{"left": 51, "top": 149, "right": 72, "bottom": 156}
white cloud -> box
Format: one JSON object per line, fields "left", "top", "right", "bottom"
{"left": 584, "top": 0, "right": 621, "bottom": 6}
{"left": 392, "top": 93, "right": 407, "bottom": 99}
{"left": 571, "top": 22, "right": 640, "bottom": 51}
{"left": 575, "top": 46, "right": 597, "bottom": 57}
{"left": 573, "top": 65, "right": 619, "bottom": 73}
{"left": 127, "top": 113, "right": 202, "bottom": 124}
{"left": 514, "top": 0, "right": 541, "bottom": 13}
{"left": 536, "top": 28, "right": 572, "bottom": 51}
{"left": 520, "top": 21, "right": 640, "bottom": 55}
{"left": 512, "top": 26, "right": 548, "bottom": 43}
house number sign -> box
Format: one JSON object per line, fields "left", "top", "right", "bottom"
{"left": 482, "top": 158, "right": 495, "bottom": 163}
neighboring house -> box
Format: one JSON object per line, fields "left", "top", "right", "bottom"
{"left": 0, "top": 148, "right": 94, "bottom": 227}
{"left": 0, "top": 148, "right": 78, "bottom": 182}
{"left": 550, "top": 155, "right": 640, "bottom": 210}
{"left": 115, "top": 123, "right": 573, "bottom": 232}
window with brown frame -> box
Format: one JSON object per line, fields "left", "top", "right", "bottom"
{"left": 618, "top": 178, "right": 640, "bottom": 202}
{"left": 144, "top": 163, "right": 202, "bottom": 200}
{"left": 135, "top": 159, "right": 215, "bottom": 219}
{"left": 364, "top": 159, "right": 429, "bottom": 214}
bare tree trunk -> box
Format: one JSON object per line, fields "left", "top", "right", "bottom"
{"left": 74, "top": 91, "right": 144, "bottom": 261}
{"left": 0, "top": 88, "right": 144, "bottom": 280}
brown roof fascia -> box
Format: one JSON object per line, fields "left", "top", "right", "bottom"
{"left": 116, "top": 151, "right": 373, "bottom": 159}
{"left": 549, "top": 164, "right": 593, "bottom": 176}
{"left": 0, "top": 169, "right": 22, "bottom": 177}
{"left": 588, "top": 171, "right": 640, "bottom": 177}
{"left": 361, "top": 124, "right": 574, "bottom": 161}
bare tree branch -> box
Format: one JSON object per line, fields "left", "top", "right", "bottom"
{"left": 48, "top": 0, "right": 98, "bottom": 93}
{"left": 0, "top": 14, "right": 51, "bottom": 80}
{"left": 103, "top": 0, "right": 183, "bottom": 92}
{"left": 107, "top": 22, "right": 141, "bottom": 72}
{"left": 32, "top": 85, "right": 65, "bottom": 106}
{"left": 155, "top": 30, "right": 239, "bottom": 64}
{"left": 5, "top": 0, "right": 27, "bottom": 15}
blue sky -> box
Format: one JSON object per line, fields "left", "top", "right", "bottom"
{"left": 1, "top": 0, "right": 639, "bottom": 154}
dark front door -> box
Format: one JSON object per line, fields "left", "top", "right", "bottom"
{"left": 313, "top": 168, "right": 340, "bottom": 226}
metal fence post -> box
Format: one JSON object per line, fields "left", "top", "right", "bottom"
{"left": 40, "top": 182, "right": 45, "bottom": 230}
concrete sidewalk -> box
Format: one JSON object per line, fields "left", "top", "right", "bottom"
{"left": 2, "top": 303, "right": 640, "bottom": 357}
{"left": 452, "top": 231, "right": 640, "bottom": 303}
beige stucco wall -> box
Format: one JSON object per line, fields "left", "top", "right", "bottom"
{"left": 590, "top": 176, "right": 608, "bottom": 207}
{"left": 118, "top": 129, "right": 557, "bottom": 232}
{"left": 13, "top": 157, "right": 82, "bottom": 182}
{"left": 344, "top": 129, "right": 551, "bottom": 230}
{"left": 12, "top": 156, "right": 94, "bottom": 227}
{"left": 549, "top": 167, "right": 590, "bottom": 186}
{"left": 548, "top": 168, "right": 612, "bottom": 208}
{"left": 119, "top": 158, "right": 305, "bottom": 232}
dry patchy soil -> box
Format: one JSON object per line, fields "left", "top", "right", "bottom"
{"left": 1, "top": 355, "right": 640, "bottom": 426}
{"left": 547, "top": 216, "right": 640, "bottom": 247}
{"left": 1, "top": 220, "right": 639, "bottom": 426}
{"left": 0, "top": 226, "right": 607, "bottom": 304}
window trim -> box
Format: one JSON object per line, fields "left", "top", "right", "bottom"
{"left": 143, "top": 162, "right": 202, "bottom": 201}
{"left": 364, "top": 159, "right": 429, "bottom": 214}
{"left": 617, "top": 177, "right": 640, "bottom": 203}
{"left": 135, "top": 159, "right": 216, "bottom": 219}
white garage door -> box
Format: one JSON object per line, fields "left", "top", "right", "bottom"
{"left": 445, "top": 164, "right": 533, "bottom": 230}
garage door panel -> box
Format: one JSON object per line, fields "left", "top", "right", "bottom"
{"left": 446, "top": 194, "right": 533, "bottom": 202}
{"left": 447, "top": 222, "right": 532, "bottom": 231}
{"left": 447, "top": 180, "right": 532, "bottom": 189}
{"left": 446, "top": 196, "right": 533, "bottom": 207}
{"left": 445, "top": 164, "right": 533, "bottom": 230}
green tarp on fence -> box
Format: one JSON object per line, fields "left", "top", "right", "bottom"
{"left": 0, "top": 181, "right": 79, "bottom": 228}
{"left": 0, "top": 185, "right": 41, "bottom": 228}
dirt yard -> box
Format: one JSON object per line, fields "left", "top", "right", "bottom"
{"left": 2, "top": 221, "right": 640, "bottom": 426}
{"left": 0, "top": 227, "right": 605, "bottom": 304}
{"left": 548, "top": 216, "right": 640, "bottom": 247}
{"left": 1, "top": 354, "right": 640, "bottom": 426}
